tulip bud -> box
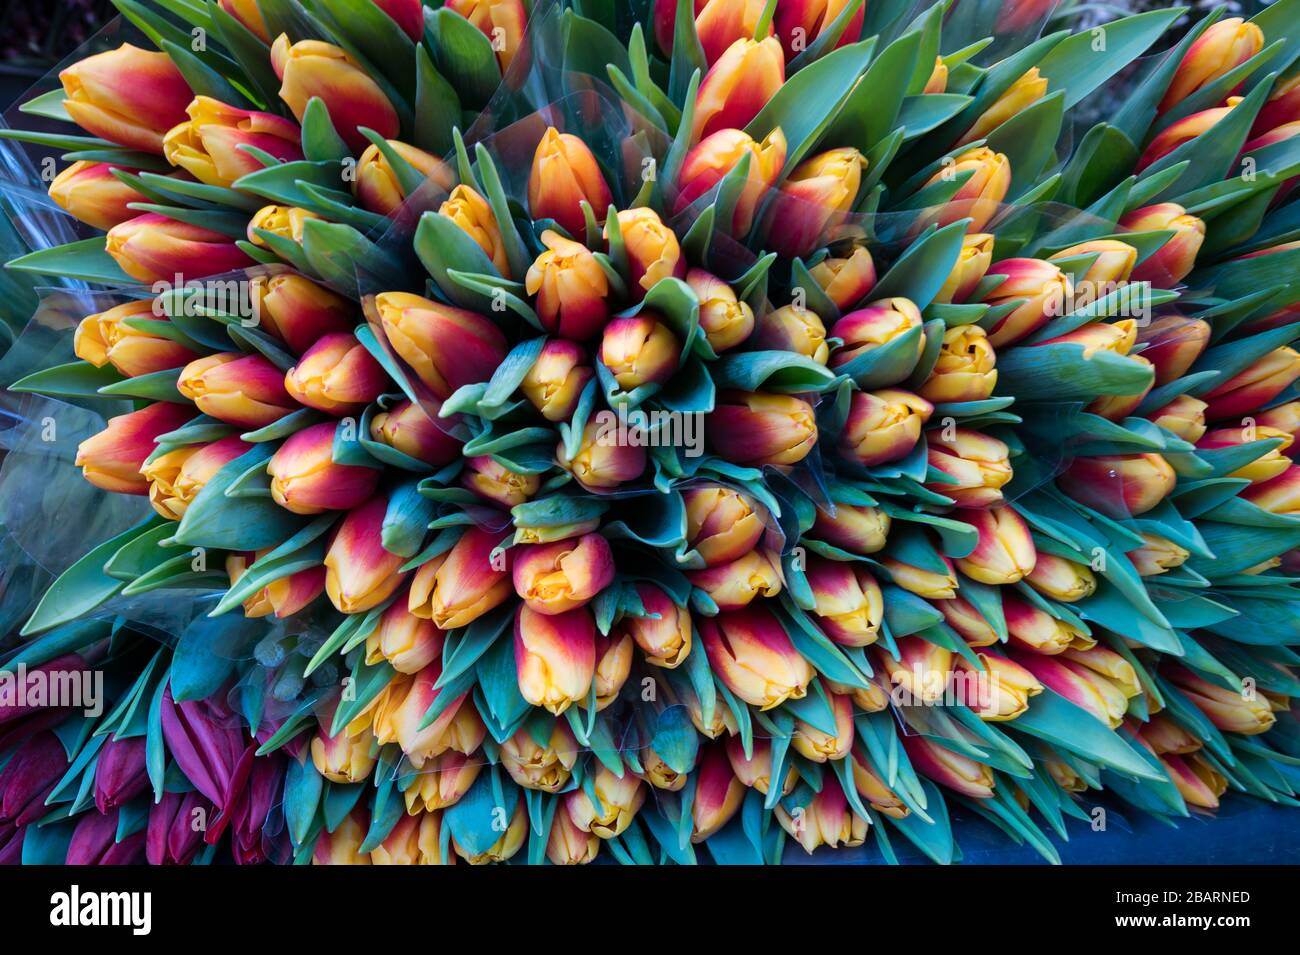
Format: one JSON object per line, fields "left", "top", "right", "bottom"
{"left": 954, "top": 505, "right": 1037, "bottom": 585}
{"left": 59, "top": 44, "right": 192, "bottom": 152}
{"left": 354, "top": 140, "right": 455, "bottom": 215}
{"left": 74, "top": 299, "right": 200, "bottom": 377}
{"left": 752, "top": 305, "right": 829, "bottom": 364}
{"left": 547, "top": 807, "right": 600, "bottom": 864}
{"left": 271, "top": 35, "right": 398, "bottom": 152}
{"left": 691, "top": 745, "right": 746, "bottom": 843}
{"left": 370, "top": 811, "right": 449, "bottom": 865}
{"left": 177, "top": 352, "right": 295, "bottom": 428}
{"left": 936, "top": 594, "right": 999, "bottom": 647}
{"left": 919, "top": 147, "right": 1011, "bottom": 233}
{"left": 512, "top": 341, "right": 591, "bottom": 424}
{"left": 811, "top": 501, "right": 891, "bottom": 555}
{"left": 902, "top": 734, "right": 995, "bottom": 798}
{"left": 1062, "top": 644, "right": 1141, "bottom": 700}
{"left": 246, "top": 272, "right": 354, "bottom": 354}
{"left": 1057, "top": 452, "right": 1177, "bottom": 518}
{"left": 691, "top": 38, "right": 785, "bottom": 141}
{"left": 841, "top": 388, "right": 933, "bottom": 467}
{"left": 881, "top": 552, "right": 957, "bottom": 599}
{"left": 709, "top": 391, "right": 818, "bottom": 466}
{"left": 1201, "top": 347, "right": 1300, "bottom": 421}
{"left": 1242, "top": 464, "right": 1300, "bottom": 516}
{"left": 369, "top": 399, "right": 462, "bottom": 466}
{"left": 589, "top": 631, "right": 634, "bottom": 710}
{"left": 640, "top": 746, "right": 689, "bottom": 791}
{"left": 684, "top": 485, "right": 766, "bottom": 566}
{"left": 404, "top": 750, "right": 482, "bottom": 812}
{"left": 527, "top": 128, "right": 613, "bottom": 239}
{"left": 1012, "top": 652, "right": 1129, "bottom": 728}
{"left": 777, "top": 782, "right": 869, "bottom": 852}
{"left": 1150, "top": 394, "right": 1208, "bottom": 443}
{"left": 828, "top": 297, "right": 924, "bottom": 374}
{"left": 1004, "top": 590, "right": 1094, "bottom": 653}
{"left": 461, "top": 455, "right": 539, "bottom": 508}
{"left": 0, "top": 733, "right": 68, "bottom": 827}
{"left": 1141, "top": 714, "right": 1202, "bottom": 755}
{"left": 525, "top": 230, "right": 611, "bottom": 341}
{"left": 687, "top": 268, "right": 756, "bottom": 352}
{"left": 677, "top": 128, "right": 787, "bottom": 238}
{"left": 600, "top": 314, "right": 682, "bottom": 390}
{"left": 409, "top": 527, "right": 512, "bottom": 629}
{"left": 364, "top": 598, "right": 445, "bottom": 674}
{"left": 1025, "top": 552, "right": 1097, "bottom": 602}
{"left": 809, "top": 245, "right": 877, "bottom": 311}
{"left": 312, "top": 809, "right": 371, "bottom": 865}
{"left": 605, "top": 207, "right": 685, "bottom": 297}
{"left": 324, "top": 496, "right": 408, "bottom": 613}
{"left": 925, "top": 428, "right": 1013, "bottom": 506}
{"left": 847, "top": 748, "right": 909, "bottom": 819}
{"left": 1135, "top": 314, "right": 1212, "bottom": 387}
{"left": 652, "top": 0, "right": 706, "bottom": 53}
{"left": 67, "top": 808, "right": 147, "bottom": 865}
{"left": 1255, "top": 72, "right": 1300, "bottom": 133}
{"left": 566, "top": 765, "right": 646, "bottom": 838}
{"left": 310, "top": 718, "right": 378, "bottom": 784}
{"left": 370, "top": 664, "right": 470, "bottom": 766}
{"left": 502, "top": 721, "right": 579, "bottom": 792}
{"left": 248, "top": 203, "right": 319, "bottom": 252}
{"left": 375, "top": 291, "right": 509, "bottom": 399}
{"left": 163, "top": 96, "right": 302, "bottom": 188}
{"left": 219, "top": 0, "right": 270, "bottom": 40}
{"left": 726, "top": 736, "right": 796, "bottom": 796}
{"left": 958, "top": 652, "right": 1042, "bottom": 721}
{"left": 513, "top": 533, "right": 615, "bottom": 615}
{"left": 764, "top": 147, "right": 867, "bottom": 258}
{"left": 774, "top": 0, "right": 864, "bottom": 59}
{"left": 980, "top": 257, "right": 1072, "bottom": 347}
{"left": 226, "top": 549, "right": 326, "bottom": 617}
{"left": 267, "top": 421, "right": 380, "bottom": 514}
{"left": 143, "top": 435, "right": 248, "bottom": 519}
{"left": 446, "top": 0, "right": 526, "bottom": 72}
{"left": 1137, "top": 99, "right": 1240, "bottom": 172}
{"left": 559, "top": 421, "right": 647, "bottom": 490}
{"left": 48, "top": 161, "right": 149, "bottom": 231}
{"left": 1120, "top": 204, "right": 1206, "bottom": 285}
{"left": 514, "top": 605, "right": 597, "bottom": 714}
{"left": 146, "top": 790, "right": 211, "bottom": 865}
{"left": 958, "top": 68, "right": 1048, "bottom": 146}
{"left": 75, "top": 401, "right": 194, "bottom": 495}
{"left": 618, "top": 583, "right": 693, "bottom": 668}
{"left": 1159, "top": 17, "right": 1264, "bottom": 113}
{"left": 933, "top": 233, "right": 995, "bottom": 305}
{"left": 917, "top": 324, "right": 998, "bottom": 403}
{"left": 1162, "top": 752, "right": 1228, "bottom": 809}
{"left": 106, "top": 213, "right": 251, "bottom": 283}
{"left": 688, "top": 549, "right": 783, "bottom": 611}
{"left": 791, "top": 692, "right": 855, "bottom": 762}
{"left": 440, "top": 184, "right": 511, "bottom": 277}
{"left": 1050, "top": 238, "right": 1138, "bottom": 293}
{"left": 1198, "top": 425, "right": 1294, "bottom": 483}
{"left": 700, "top": 604, "right": 814, "bottom": 709}
{"left": 804, "top": 556, "right": 883, "bottom": 647}
{"left": 1127, "top": 532, "right": 1190, "bottom": 576}
{"left": 1036, "top": 318, "right": 1137, "bottom": 357}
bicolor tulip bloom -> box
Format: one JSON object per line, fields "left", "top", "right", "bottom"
{"left": 726, "top": 736, "right": 796, "bottom": 796}
{"left": 751, "top": 305, "right": 829, "bottom": 364}
{"left": 372, "top": 0, "right": 426, "bottom": 40}
{"left": 919, "top": 147, "right": 1011, "bottom": 233}
{"left": 920, "top": 325, "right": 999, "bottom": 404}
{"left": 519, "top": 339, "right": 595, "bottom": 422}
{"left": 76, "top": 401, "right": 195, "bottom": 494}
{"left": 74, "top": 299, "right": 200, "bottom": 377}
{"left": 252, "top": 203, "right": 322, "bottom": 247}
{"left": 178, "top": 352, "right": 298, "bottom": 428}
{"left": 1137, "top": 99, "right": 1240, "bottom": 171}
{"left": 1200, "top": 347, "right": 1300, "bottom": 421}
{"left": 675, "top": 128, "right": 787, "bottom": 236}
{"left": 953, "top": 505, "right": 1037, "bottom": 585}
{"left": 1134, "top": 314, "right": 1211, "bottom": 385}
{"left": 354, "top": 140, "right": 455, "bottom": 216}
{"left": 691, "top": 37, "right": 785, "bottom": 141}
{"left": 640, "top": 746, "right": 689, "bottom": 791}
{"left": 369, "top": 398, "right": 463, "bottom": 466}
{"left": 1025, "top": 553, "right": 1098, "bottom": 602}
{"left": 1163, "top": 752, "right": 1228, "bottom": 810}
{"left": 764, "top": 147, "right": 867, "bottom": 258}
{"left": 811, "top": 501, "right": 891, "bottom": 555}
{"left": 687, "top": 548, "right": 784, "bottom": 611}
{"left": 440, "top": 184, "right": 511, "bottom": 277}
{"left": 163, "top": 96, "right": 302, "bottom": 188}
{"left": 791, "top": 692, "right": 855, "bottom": 762}
{"left": 565, "top": 765, "right": 646, "bottom": 838}
{"left": 267, "top": 421, "right": 381, "bottom": 514}
{"left": 370, "top": 664, "right": 470, "bottom": 766}
{"left": 809, "top": 245, "right": 877, "bottom": 311}
{"left": 526, "top": 230, "right": 611, "bottom": 341}
{"left": 514, "top": 605, "right": 598, "bottom": 714}
{"left": 547, "top": 807, "right": 601, "bottom": 865}
{"left": 1062, "top": 645, "right": 1142, "bottom": 700}
{"left": 220, "top": 0, "right": 270, "bottom": 40}
{"left": 958, "top": 68, "right": 1048, "bottom": 145}
{"left": 688, "top": 268, "right": 756, "bottom": 352}
{"left": 1003, "top": 590, "right": 1095, "bottom": 653}
{"left": 461, "top": 455, "right": 540, "bottom": 508}
{"left": 1120, "top": 204, "right": 1206, "bottom": 285}
{"left": 1012, "top": 652, "right": 1129, "bottom": 728}
{"left": 589, "top": 631, "right": 634, "bottom": 710}
{"left": 925, "top": 428, "right": 1013, "bottom": 506}
{"left": 1050, "top": 238, "right": 1138, "bottom": 290}
{"left": 829, "top": 297, "right": 924, "bottom": 371}
{"left": 957, "top": 652, "right": 1043, "bottom": 721}
{"left": 559, "top": 421, "right": 647, "bottom": 489}
{"left": 933, "top": 233, "right": 995, "bottom": 305}
{"left": 709, "top": 390, "right": 818, "bottom": 466}
{"left": 840, "top": 388, "right": 933, "bottom": 467}
{"left": 691, "top": 745, "right": 746, "bottom": 842}
{"left": 47, "top": 161, "right": 149, "bottom": 231}
{"left": 513, "top": 533, "right": 615, "bottom": 615}
{"left": 901, "top": 734, "right": 995, "bottom": 798}
{"left": 774, "top": 0, "right": 865, "bottom": 59}
{"left": 777, "top": 783, "right": 868, "bottom": 853}
{"left": 446, "top": 0, "right": 527, "bottom": 72}
{"left": 1198, "top": 425, "right": 1294, "bottom": 483}
{"left": 1150, "top": 394, "right": 1209, "bottom": 443}
{"left": 850, "top": 749, "right": 909, "bottom": 818}
{"left": 699, "top": 603, "right": 815, "bottom": 709}
{"left": 1036, "top": 317, "right": 1136, "bottom": 357}
{"left": 605, "top": 207, "right": 685, "bottom": 297}
{"left": 225, "top": 550, "right": 326, "bottom": 618}
{"left": 375, "top": 291, "right": 509, "bottom": 399}
{"left": 880, "top": 637, "right": 954, "bottom": 705}
{"left": 1242, "top": 464, "right": 1300, "bottom": 516}
{"left": 1140, "top": 714, "right": 1203, "bottom": 755}
{"left": 600, "top": 315, "right": 682, "bottom": 390}
{"left": 403, "top": 750, "right": 482, "bottom": 812}
{"left": 618, "top": 582, "right": 693, "bottom": 668}
{"left": 409, "top": 527, "right": 513, "bottom": 629}
{"left": 1158, "top": 17, "right": 1264, "bottom": 112}
{"left": 364, "top": 598, "right": 446, "bottom": 674}
{"left": 980, "top": 257, "right": 1072, "bottom": 346}
{"left": 804, "top": 556, "right": 884, "bottom": 647}
{"left": 323, "top": 496, "right": 409, "bottom": 612}
{"left": 501, "top": 720, "right": 579, "bottom": 792}
{"left": 684, "top": 485, "right": 766, "bottom": 566}
{"left": 106, "top": 213, "right": 252, "bottom": 283}
{"left": 310, "top": 716, "right": 378, "bottom": 785}
{"left": 1057, "top": 453, "right": 1177, "bottom": 518}
{"left": 249, "top": 271, "right": 356, "bottom": 355}
{"left": 371, "top": 812, "right": 449, "bottom": 865}
{"left": 59, "top": 44, "right": 192, "bottom": 152}
{"left": 936, "top": 594, "right": 1000, "bottom": 647}
{"left": 1127, "top": 532, "right": 1191, "bottom": 576}
{"left": 1255, "top": 72, "right": 1300, "bottom": 132}
{"left": 881, "top": 553, "right": 958, "bottom": 600}
{"left": 312, "top": 810, "right": 371, "bottom": 865}
{"left": 143, "top": 435, "right": 248, "bottom": 520}
{"left": 271, "top": 35, "right": 399, "bottom": 152}
{"left": 527, "top": 128, "right": 613, "bottom": 239}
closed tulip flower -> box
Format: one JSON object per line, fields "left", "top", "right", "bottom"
{"left": 409, "top": 527, "right": 512, "bottom": 629}
{"left": 1134, "top": 314, "right": 1211, "bottom": 385}
{"left": 220, "top": 0, "right": 270, "bottom": 39}
{"left": 1127, "top": 532, "right": 1190, "bottom": 576}
{"left": 1050, "top": 238, "right": 1138, "bottom": 291}
{"left": 163, "top": 96, "right": 302, "bottom": 188}
{"left": 880, "top": 636, "right": 954, "bottom": 705}
{"left": 513, "top": 533, "right": 615, "bottom": 615}
{"left": 1025, "top": 552, "right": 1097, "bottom": 602}
{"left": 282, "top": 332, "right": 386, "bottom": 415}
{"left": 1003, "top": 590, "right": 1095, "bottom": 653}
{"left": 369, "top": 398, "right": 463, "bottom": 466}
{"left": 1257, "top": 400, "right": 1300, "bottom": 451}
{"left": 600, "top": 314, "right": 681, "bottom": 390}
{"left": 267, "top": 421, "right": 380, "bottom": 514}
{"left": 851, "top": 749, "right": 909, "bottom": 818}
{"left": 923, "top": 325, "right": 999, "bottom": 403}
{"left": 675, "top": 128, "right": 787, "bottom": 236}
{"left": 811, "top": 501, "right": 891, "bottom": 555}
{"left": 48, "top": 161, "right": 149, "bottom": 231}
{"left": 354, "top": 140, "right": 455, "bottom": 216}
{"left": 933, "top": 233, "right": 995, "bottom": 305}
{"left": 691, "top": 37, "right": 785, "bottom": 141}
{"left": 226, "top": 550, "right": 326, "bottom": 617}
{"left": 764, "top": 147, "right": 867, "bottom": 258}
{"left": 364, "top": 598, "right": 445, "bottom": 674}
{"left": 501, "top": 721, "right": 579, "bottom": 792}
{"left": 559, "top": 421, "right": 647, "bottom": 489}
{"left": 958, "top": 68, "right": 1048, "bottom": 146}
{"left": 143, "top": 435, "right": 248, "bottom": 519}
{"left": 691, "top": 745, "right": 746, "bottom": 842}
{"left": 76, "top": 401, "right": 194, "bottom": 495}
{"left": 1201, "top": 347, "right": 1300, "bottom": 421}
{"left": 1061, "top": 645, "right": 1141, "bottom": 700}
{"left": 925, "top": 428, "right": 1013, "bottom": 506}
{"left": 777, "top": 783, "right": 868, "bottom": 853}
{"left": 954, "top": 506, "right": 1037, "bottom": 585}
{"left": 1254, "top": 71, "right": 1300, "bottom": 132}
{"left": 902, "top": 734, "right": 995, "bottom": 798}
{"left": 528, "top": 128, "right": 613, "bottom": 238}
{"left": 640, "top": 746, "right": 690, "bottom": 791}
{"left": 271, "top": 35, "right": 398, "bottom": 152}
{"left": 404, "top": 751, "right": 482, "bottom": 812}
{"left": 324, "top": 496, "right": 408, "bottom": 613}
{"left": 589, "top": 631, "right": 634, "bottom": 709}
{"left": 247, "top": 204, "right": 323, "bottom": 247}
{"left": 882, "top": 552, "right": 958, "bottom": 599}
{"left": 774, "top": 0, "right": 864, "bottom": 58}
{"left": 1159, "top": 17, "right": 1264, "bottom": 113}
{"left": 1150, "top": 394, "right": 1208, "bottom": 443}
{"left": 248, "top": 271, "right": 356, "bottom": 355}
{"left": 700, "top": 604, "right": 814, "bottom": 709}
{"left": 106, "top": 213, "right": 251, "bottom": 283}
{"left": 518, "top": 340, "right": 594, "bottom": 422}
{"left": 830, "top": 298, "right": 924, "bottom": 372}
{"left": 461, "top": 455, "right": 540, "bottom": 508}
{"left": 841, "top": 388, "right": 933, "bottom": 467}
{"left": 752, "top": 305, "right": 829, "bottom": 364}
{"left": 936, "top": 594, "right": 1000, "bottom": 647}
{"left": 980, "top": 258, "right": 1072, "bottom": 346}
{"left": 726, "top": 736, "right": 796, "bottom": 796}
{"left": 0, "top": 733, "right": 68, "bottom": 827}
{"left": 919, "top": 147, "right": 1010, "bottom": 232}
{"left": 74, "top": 299, "right": 200, "bottom": 377}
{"left": 1089, "top": 355, "right": 1152, "bottom": 425}
{"left": 441, "top": 184, "right": 511, "bottom": 276}
{"left": 1137, "top": 99, "right": 1240, "bottom": 171}
{"left": 67, "top": 808, "right": 147, "bottom": 865}
{"left": 526, "top": 230, "right": 611, "bottom": 341}
{"left": 446, "top": 0, "right": 527, "bottom": 72}
{"left": 619, "top": 583, "right": 692, "bottom": 667}
{"left": 957, "top": 652, "right": 1042, "bottom": 721}
{"left": 146, "top": 791, "right": 211, "bottom": 865}
{"left": 547, "top": 809, "right": 601, "bottom": 865}
{"left": 653, "top": 0, "right": 706, "bottom": 52}
{"left": 687, "top": 268, "right": 756, "bottom": 352}
{"left": 371, "top": 812, "right": 450, "bottom": 865}
{"left": 1057, "top": 453, "right": 1177, "bottom": 517}
{"left": 1141, "top": 715, "right": 1202, "bottom": 755}
{"left": 312, "top": 810, "right": 371, "bottom": 865}
{"left": 1242, "top": 464, "right": 1300, "bottom": 516}
{"left": 1012, "top": 652, "right": 1129, "bottom": 728}
{"left": 59, "top": 44, "right": 192, "bottom": 152}
{"left": 605, "top": 207, "right": 685, "bottom": 297}
{"left": 792, "top": 692, "right": 855, "bottom": 762}
{"left": 684, "top": 485, "right": 766, "bottom": 566}
{"left": 688, "top": 549, "right": 783, "bottom": 610}
{"left": 1162, "top": 752, "right": 1228, "bottom": 809}
{"left": 375, "top": 291, "right": 509, "bottom": 399}
{"left": 370, "top": 664, "right": 469, "bottom": 766}
{"left": 514, "top": 605, "right": 597, "bottom": 714}
{"left": 310, "top": 718, "right": 378, "bottom": 784}
{"left": 709, "top": 390, "right": 818, "bottom": 466}
{"left": 1198, "top": 425, "right": 1294, "bottom": 483}
{"left": 566, "top": 765, "right": 646, "bottom": 838}
{"left": 804, "top": 556, "right": 883, "bottom": 646}
{"left": 924, "top": 55, "right": 949, "bottom": 93}
{"left": 1120, "top": 204, "right": 1205, "bottom": 285}
{"left": 810, "top": 245, "right": 877, "bottom": 311}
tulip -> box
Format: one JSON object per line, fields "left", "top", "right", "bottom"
{"left": 1062, "top": 644, "right": 1141, "bottom": 700}
{"left": 1163, "top": 752, "right": 1228, "bottom": 809}
{"left": 1242, "top": 464, "right": 1300, "bottom": 516}
{"left": 324, "top": 496, "right": 408, "bottom": 613}
{"left": 828, "top": 298, "right": 923, "bottom": 373}
{"left": 226, "top": 548, "right": 324, "bottom": 617}
{"left": 958, "top": 68, "right": 1048, "bottom": 146}
{"left": 1043, "top": 757, "right": 1087, "bottom": 792}
{"left": 774, "top": 0, "right": 864, "bottom": 59}
{"left": 1012, "top": 652, "right": 1129, "bottom": 728}
{"left": 409, "top": 527, "right": 512, "bottom": 629}
{"left": 850, "top": 749, "right": 909, "bottom": 818}
{"left": 461, "top": 455, "right": 539, "bottom": 508}
{"left": 684, "top": 485, "right": 766, "bottom": 566}
{"left": 804, "top": 556, "right": 883, "bottom": 647}
{"left": 936, "top": 594, "right": 1000, "bottom": 647}
{"left": 566, "top": 765, "right": 646, "bottom": 838}
{"left": 1057, "top": 452, "right": 1176, "bottom": 518}
{"left": 933, "top": 233, "right": 995, "bottom": 305}
{"left": 764, "top": 147, "right": 867, "bottom": 258}
{"left": 708, "top": 390, "right": 818, "bottom": 466}
{"left": 559, "top": 421, "right": 647, "bottom": 489}
{"left": 363, "top": 598, "right": 445, "bottom": 674}
{"left": 248, "top": 202, "right": 320, "bottom": 251}
{"left": 881, "top": 637, "right": 955, "bottom": 706}
{"left": 1003, "top": 590, "right": 1094, "bottom": 653}
{"left": 653, "top": 0, "right": 707, "bottom": 53}
{"left": 639, "top": 746, "right": 689, "bottom": 790}
{"left": 902, "top": 734, "right": 995, "bottom": 798}
{"left": 1120, "top": 204, "right": 1206, "bottom": 285}
{"left": 809, "top": 245, "right": 877, "bottom": 311}
{"left": 684, "top": 0, "right": 771, "bottom": 63}
{"left": 751, "top": 305, "right": 829, "bottom": 364}
{"left": 687, "top": 268, "right": 756, "bottom": 352}
{"left": 689, "top": 744, "right": 746, "bottom": 842}
{"left": 688, "top": 549, "right": 783, "bottom": 610}
{"left": 143, "top": 435, "right": 248, "bottom": 520}
{"left": 446, "top": 0, "right": 527, "bottom": 72}
{"left": 1159, "top": 17, "right": 1264, "bottom": 113}
{"left": 918, "top": 147, "right": 1011, "bottom": 233}
{"left": 59, "top": 44, "right": 192, "bottom": 152}
{"left": 925, "top": 428, "right": 1012, "bottom": 506}
{"left": 1150, "top": 394, "right": 1208, "bottom": 443}
{"left": 547, "top": 808, "right": 600, "bottom": 864}
{"left": 313, "top": 809, "right": 371, "bottom": 865}
{"left": 440, "top": 184, "right": 511, "bottom": 277}
{"left": 1135, "top": 314, "right": 1211, "bottom": 385}
{"left": 1198, "top": 425, "right": 1294, "bottom": 483}
{"left": 512, "top": 533, "right": 615, "bottom": 615}
{"left": 163, "top": 96, "right": 302, "bottom": 188}
{"left": 675, "top": 128, "right": 787, "bottom": 236}
{"left": 691, "top": 37, "right": 785, "bottom": 141}
{"left": 605, "top": 207, "right": 685, "bottom": 297}
{"left": 1141, "top": 715, "right": 1202, "bottom": 755}
{"left": 700, "top": 604, "right": 814, "bottom": 709}
{"left": 1036, "top": 318, "right": 1136, "bottom": 357}
{"left": 1026, "top": 553, "right": 1097, "bottom": 602}
{"left": 841, "top": 388, "right": 933, "bottom": 467}
{"left": 924, "top": 56, "right": 948, "bottom": 94}
{"left": 106, "top": 213, "right": 252, "bottom": 283}
{"left": 726, "top": 736, "right": 796, "bottom": 796}
{"left": 146, "top": 790, "right": 211, "bottom": 865}
{"left": 980, "top": 257, "right": 1072, "bottom": 346}
{"left": 74, "top": 299, "right": 200, "bottom": 377}
{"left": 589, "top": 631, "right": 634, "bottom": 709}
{"left": 527, "top": 128, "right": 613, "bottom": 239}
{"left": 354, "top": 139, "right": 456, "bottom": 216}
{"left": 1127, "top": 533, "right": 1190, "bottom": 576}
{"left": 954, "top": 506, "right": 1037, "bottom": 585}
{"left": 246, "top": 271, "right": 354, "bottom": 354}
{"left": 526, "top": 230, "right": 611, "bottom": 341}
{"left": 267, "top": 421, "right": 380, "bottom": 514}
{"left": 0, "top": 733, "right": 67, "bottom": 827}
{"left": 75, "top": 401, "right": 194, "bottom": 495}
{"left": 501, "top": 721, "right": 578, "bottom": 792}
{"left": 67, "top": 808, "right": 147, "bottom": 865}
{"left": 996, "top": 0, "right": 1055, "bottom": 32}
{"left": 48, "top": 161, "right": 149, "bottom": 231}
{"left": 619, "top": 582, "right": 692, "bottom": 667}
{"left": 371, "top": 664, "right": 470, "bottom": 766}
{"left": 369, "top": 0, "right": 426, "bottom": 40}
{"left": 1201, "top": 347, "right": 1300, "bottom": 421}
{"left": 1255, "top": 72, "right": 1300, "bottom": 133}
{"left": 682, "top": 688, "right": 739, "bottom": 739}
{"left": 176, "top": 352, "right": 294, "bottom": 428}
{"left": 371, "top": 812, "right": 449, "bottom": 865}
{"left": 513, "top": 605, "right": 597, "bottom": 714}
{"left": 791, "top": 692, "right": 855, "bottom": 762}
{"left": 310, "top": 719, "right": 378, "bottom": 784}
{"left": 271, "top": 35, "right": 398, "bottom": 153}
{"left": 1137, "top": 99, "right": 1240, "bottom": 171}
{"left": 369, "top": 399, "right": 462, "bottom": 466}
{"left": 811, "top": 502, "right": 891, "bottom": 555}
{"left": 219, "top": 0, "right": 270, "bottom": 40}
{"left": 516, "top": 340, "right": 593, "bottom": 423}
{"left": 600, "top": 314, "right": 682, "bottom": 390}
{"left": 777, "top": 783, "right": 869, "bottom": 853}
{"left": 957, "top": 652, "right": 1042, "bottom": 721}
{"left": 404, "top": 751, "right": 482, "bottom": 812}
{"left": 918, "top": 324, "right": 999, "bottom": 403}
{"left": 375, "top": 291, "right": 509, "bottom": 399}
{"left": 1050, "top": 238, "right": 1138, "bottom": 294}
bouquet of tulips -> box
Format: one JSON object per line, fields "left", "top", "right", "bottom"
{"left": 0, "top": 0, "right": 1298, "bottom": 866}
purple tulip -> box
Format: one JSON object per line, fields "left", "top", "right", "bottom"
{"left": 66, "top": 808, "right": 147, "bottom": 865}
{"left": 93, "top": 736, "right": 150, "bottom": 813}
{"left": 146, "top": 791, "right": 211, "bottom": 865}
{"left": 0, "top": 732, "right": 68, "bottom": 827}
